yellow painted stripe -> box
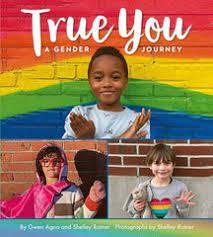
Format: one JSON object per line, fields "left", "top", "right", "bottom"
{"left": 151, "top": 204, "right": 172, "bottom": 210}
{"left": 129, "top": 57, "right": 213, "bottom": 95}
{"left": 0, "top": 57, "right": 213, "bottom": 96}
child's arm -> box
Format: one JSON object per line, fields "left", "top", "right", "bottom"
{"left": 74, "top": 181, "right": 105, "bottom": 218}
{"left": 118, "top": 108, "right": 151, "bottom": 139}
{"left": 62, "top": 106, "right": 95, "bottom": 139}
{"left": 174, "top": 190, "right": 196, "bottom": 217}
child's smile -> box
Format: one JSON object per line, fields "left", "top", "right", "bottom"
{"left": 89, "top": 55, "right": 127, "bottom": 111}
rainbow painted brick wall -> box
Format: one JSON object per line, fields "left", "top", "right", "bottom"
{"left": 0, "top": 0, "right": 213, "bottom": 139}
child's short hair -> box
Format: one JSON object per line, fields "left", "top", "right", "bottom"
{"left": 88, "top": 46, "right": 128, "bottom": 78}
{"left": 146, "top": 143, "right": 176, "bottom": 165}
{"left": 36, "top": 144, "right": 62, "bottom": 180}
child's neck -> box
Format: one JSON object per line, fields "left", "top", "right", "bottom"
{"left": 97, "top": 103, "right": 124, "bottom": 112}
{"left": 46, "top": 178, "right": 58, "bottom": 185}
{"left": 151, "top": 177, "right": 172, "bottom": 187}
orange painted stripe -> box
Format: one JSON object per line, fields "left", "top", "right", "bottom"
{"left": 1, "top": 30, "right": 213, "bottom": 73}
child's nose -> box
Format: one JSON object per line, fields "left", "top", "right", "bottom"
{"left": 102, "top": 77, "right": 112, "bottom": 87}
{"left": 159, "top": 163, "right": 166, "bottom": 169}
{"left": 49, "top": 159, "right": 56, "bottom": 167}
{"left": 49, "top": 161, "right": 54, "bottom": 167}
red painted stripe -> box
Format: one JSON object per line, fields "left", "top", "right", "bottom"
{"left": 2, "top": 0, "right": 213, "bottom": 15}
{"left": 2, "top": 1, "right": 213, "bottom": 30}
{"left": 2, "top": 15, "right": 213, "bottom": 32}
{"left": 151, "top": 201, "right": 171, "bottom": 205}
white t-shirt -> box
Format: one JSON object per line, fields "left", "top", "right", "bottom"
{"left": 62, "top": 104, "right": 150, "bottom": 139}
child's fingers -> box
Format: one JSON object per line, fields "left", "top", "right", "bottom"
{"left": 135, "top": 203, "right": 145, "bottom": 209}
{"left": 70, "top": 113, "right": 83, "bottom": 135}
{"left": 76, "top": 114, "right": 94, "bottom": 132}
{"left": 70, "top": 114, "right": 80, "bottom": 128}
{"left": 141, "top": 109, "right": 151, "bottom": 124}
{"left": 73, "top": 113, "right": 85, "bottom": 127}
{"left": 70, "top": 113, "right": 77, "bottom": 127}
{"left": 90, "top": 182, "right": 106, "bottom": 201}
{"left": 70, "top": 121, "right": 80, "bottom": 134}
{"left": 183, "top": 191, "right": 193, "bottom": 200}
{"left": 134, "top": 201, "right": 145, "bottom": 211}
{"left": 147, "top": 109, "right": 151, "bottom": 120}
{"left": 133, "top": 115, "right": 140, "bottom": 126}
{"left": 134, "top": 200, "right": 146, "bottom": 205}
{"left": 137, "top": 109, "right": 151, "bottom": 130}
{"left": 173, "top": 195, "right": 182, "bottom": 202}
{"left": 187, "top": 193, "right": 196, "bottom": 201}
{"left": 70, "top": 113, "right": 95, "bottom": 138}
{"left": 136, "top": 130, "right": 148, "bottom": 138}
{"left": 69, "top": 113, "right": 75, "bottom": 122}
{"left": 174, "top": 191, "right": 195, "bottom": 204}
{"left": 188, "top": 201, "right": 196, "bottom": 206}
{"left": 78, "top": 114, "right": 88, "bottom": 123}
{"left": 179, "top": 191, "right": 186, "bottom": 199}
{"left": 140, "top": 108, "right": 145, "bottom": 117}
{"left": 93, "top": 180, "right": 104, "bottom": 190}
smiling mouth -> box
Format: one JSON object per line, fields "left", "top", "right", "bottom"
{"left": 100, "top": 91, "right": 116, "bottom": 95}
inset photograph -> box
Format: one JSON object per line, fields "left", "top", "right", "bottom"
{"left": 109, "top": 140, "right": 213, "bottom": 218}
{"left": 0, "top": 140, "right": 107, "bottom": 218}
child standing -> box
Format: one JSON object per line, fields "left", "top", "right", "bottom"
{"left": 123, "top": 144, "right": 195, "bottom": 218}
{"left": 0, "top": 144, "right": 105, "bottom": 218}
{"left": 63, "top": 46, "right": 150, "bottom": 139}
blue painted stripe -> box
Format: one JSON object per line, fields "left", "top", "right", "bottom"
{"left": 1, "top": 105, "right": 213, "bottom": 139}
{"left": 152, "top": 209, "right": 169, "bottom": 214}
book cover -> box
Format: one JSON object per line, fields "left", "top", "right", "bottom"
{"left": 0, "top": 0, "right": 213, "bottom": 236}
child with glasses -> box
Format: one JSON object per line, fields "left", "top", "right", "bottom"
{"left": 0, "top": 144, "right": 106, "bottom": 218}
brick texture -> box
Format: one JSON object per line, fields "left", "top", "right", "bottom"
{"left": 109, "top": 140, "right": 213, "bottom": 177}
{"left": 0, "top": 140, "right": 107, "bottom": 200}
{"left": 1, "top": 0, "right": 213, "bottom": 141}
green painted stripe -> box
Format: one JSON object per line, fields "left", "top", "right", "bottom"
{"left": 0, "top": 79, "right": 213, "bottom": 119}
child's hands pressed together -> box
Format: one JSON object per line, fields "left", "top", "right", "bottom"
{"left": 119, "top": 108, "right": 151, "bottom": 139}
{"left": 89, "top": 181, "right": 106, "bottom": 203}
{"left": 70, "top": 113, "right": 95, "bottom": 139}
{"left": 174, "top": 191, "right": 196, "bottom": 207}
{"left": 133, "top": 200, "right": 146, "bottom": 212}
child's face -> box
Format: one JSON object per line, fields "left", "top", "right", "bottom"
{"left": 40, "top": 153, "right": 63, "bottom": 180}
{"left": 89, "top": 55, "right": 127, "bottom": 110}
{"left": 150, "top": 159, "right": 174, "bottom": 180}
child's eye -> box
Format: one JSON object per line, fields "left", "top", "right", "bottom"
{"left": 42, "top": 159, "right": 49, "bottom": 164}
{"left": 94, "top": 76, "right": 102, "bottom": 80}
{"left": 53, "top": 159, "right": 61, "bottom": 164}
{"left": 112, "top": 75, "right": 121, "bottom": 80}
{"left": 153, "top": 161, "right": 159, "bottom": 165}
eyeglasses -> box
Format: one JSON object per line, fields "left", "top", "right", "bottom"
{"left": 40, "top": 158, "right": 64, "bottom": 167}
